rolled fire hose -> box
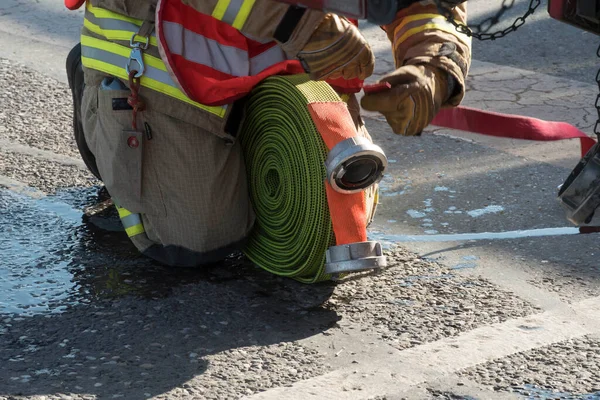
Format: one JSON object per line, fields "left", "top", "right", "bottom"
{"left": 239, "top": 75, "right": 346, "bottom": 283}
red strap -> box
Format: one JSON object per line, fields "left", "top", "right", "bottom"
{"left": 308, "top": 102, "right": 368, "bottom": 245}
{"left": 65, "top": 0, "right": 85, "bottom": 10}
{"left": 431, "top": 106, "right": 596, "bottom": 157}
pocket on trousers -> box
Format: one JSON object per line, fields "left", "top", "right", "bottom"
{"left": 91, "top": 87, "right": 166, "bottom": 216}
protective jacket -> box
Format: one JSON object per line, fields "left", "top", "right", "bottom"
{"left": 77, "top": 0, "right": 470, "bottom": 131}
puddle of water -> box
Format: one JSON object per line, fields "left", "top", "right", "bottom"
{"left": 407, "top": 210, "right": 427, "bottom": 219}
{"left": 369, "top": 227, "right": 582, "bottom": 244}
{"left": 0, "top": 188, "right": 255, "bottom": 317}
{"left": 0, "top": 189, "right": 82, "bottom": 315}
{"left": 514, "top": 385, "right": 600, "bottom": 399}
{"left": 467, "top": 205, "right": 505, "bottom": 218}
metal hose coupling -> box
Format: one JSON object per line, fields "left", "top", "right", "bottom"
{"left": 325, "top": 241, "right": 387, "bottom": 276}
{"left": 325, "top": 136, "right": 387, "bottom": 194}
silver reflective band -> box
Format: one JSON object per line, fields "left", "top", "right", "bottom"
{"left": 120, "top": 213, "right": 142, "bottom": 229}
{"left": 325, "top": 136, "right": 387, "bottom": 194}
{"left": 162, "top": 21, "right": 288, "bottom": 77}
{"left": 325, "top": 241, "right": 387, "bottom": 276}
{"left": 222, "top": 0, "right": 245, "bottom": 25}
{"left": 162, "top": 20, "right": 250, "bottom": 77}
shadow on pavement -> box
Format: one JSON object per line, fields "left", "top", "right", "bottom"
{"left": 0, "top": 187, "right": 338, "bottom": 399}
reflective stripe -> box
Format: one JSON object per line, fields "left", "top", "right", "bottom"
{"left": 116, "top": 206, "right": 132, "bottom": 219}
{"left": 84, "top": 9, "right": 159, "bottom": 47}
{"left": 162, "top": 21, "right": 249, "bottom": 77}
{"left": 212, "top": 0, "right": 254, "bottom": 28}
{"left": 81, "top": 35, "right": 227, "bottom": 116}
{"left": 212, "top": 0, "right": 231, "bottom": 20}
{"left": 121, "top": 213, "right": 142, "bottom": 229}
{"left": 87, "top": 2, "right": 144, "bottom": 26}
{"left": 222, "top": 0, "right": 244, "bottom": 25}
{"left": 125, "top": 224, "right": 145, "bottom": 237}
{"left": 163, "top": 21, "right": 287, "bottom": 77}
{"left": 116, "top": 208, "right": 145, "bottom": 237}
{"left": 249, "top": 45, "right": 287, "bottom": 75}
{"left": 232, "top": 0, "right": 256, "bottom": 29}
{"left": 393, "top": 13, "right": 444, "bottom": 33}
{"left": 393, "top": 14, "right": 471, "bottom": 49}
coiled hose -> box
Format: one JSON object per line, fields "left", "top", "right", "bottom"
{"left": 239, "top": 75, "right": 344, "bottom": 283}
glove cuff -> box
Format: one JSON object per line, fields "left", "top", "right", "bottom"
{"left": 403, "top": 42, "right": 469, "bottom": 106}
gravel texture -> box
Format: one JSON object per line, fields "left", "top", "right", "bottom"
{"left": 1, "top": 339, "right": 325, "bottom": 400}
{"left": 526, "top": 260, "right": 600, "bottom": 303}
{"left": 461, "top": 335, "right": 600, "bottom": 398}
{"left": 154, "top": 343, "right": 326, "bottom": 399}
{"left": 0, "top": 271, "right": 333, "bottom": 400}
{"left": 328, "top": 246, "right": 541, "bottom": 350}
{"left": 0, "top": 58, "right": 79, "bottom": 159}
{"left": 0, "top": 151, "right": 97, "bottom": 193}
{"left": 426, "top": 390, "right": 476, "bottom": 400}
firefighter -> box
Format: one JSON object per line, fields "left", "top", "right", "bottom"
{"left": 65, "top": 0, "right": 471, "bottom": 267}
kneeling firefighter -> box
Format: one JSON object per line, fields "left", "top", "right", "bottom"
{"left": 65, "top": 0, "right": 471, "bottom": 282}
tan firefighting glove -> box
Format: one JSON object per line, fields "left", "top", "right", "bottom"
{"left": 297, "top": 14, "right": 374, "bottom": 81}
{"left": 361, "top": 65, "right": 449, "bottom": 136}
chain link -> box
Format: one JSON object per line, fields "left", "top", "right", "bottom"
{"left": 594, "top": 43, "right": 600, "bottom": 140}
{"left": 434, "top": 0, "right": 542, "bottom": 41}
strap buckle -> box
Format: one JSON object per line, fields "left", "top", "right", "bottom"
{"left": 125, "top": 33, "right": 149, "bottom": 78}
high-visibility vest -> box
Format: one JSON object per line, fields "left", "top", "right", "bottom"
{"left": 80, "top": 2, "right": 228, "bottom": 117}
{"left": 72, "top": 0, "right": 363, "bottom": 112}
{"left": 156, "top": 0, "right": 363, "bottom": 106}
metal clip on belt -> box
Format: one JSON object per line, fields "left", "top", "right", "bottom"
{"left": 126, "top": 33, "right": 149, "bottom": 78}
{"left": 325, "top": 241, "right": 387, "bottom": 276}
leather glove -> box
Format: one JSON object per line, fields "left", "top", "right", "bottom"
{"left": 361, "top": 65, "right": 449, "bottom": 136}
{"left": 297, "top": 14, "right": 374, "bottom": 81}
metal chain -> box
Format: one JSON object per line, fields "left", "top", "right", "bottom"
{"left": 434, "top": 0, "right": 542, "bottom": 40}
{"left": 594, "top": 43, "right": 600, "bottom": 140}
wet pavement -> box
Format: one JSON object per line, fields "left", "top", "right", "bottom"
{"left": 4, "top": 1, "right": 600, "bottom": 399}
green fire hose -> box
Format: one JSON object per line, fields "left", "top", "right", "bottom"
{"left": 239, "top": 75, "right": 343, "bottom": 283}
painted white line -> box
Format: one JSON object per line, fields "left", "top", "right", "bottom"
{"left": 246, "top": 296, "right": 600, "bottom": 399}
{"left": 368, "top": 227, "right": 582, "bottom": 243}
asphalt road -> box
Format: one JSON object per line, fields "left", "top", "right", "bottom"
{"left": 2, "top": 1, "right": 600, "bottom": 400}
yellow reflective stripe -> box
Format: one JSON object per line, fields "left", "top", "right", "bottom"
{"left": 212, "top": 0, "right": 231, "bottom": 19}
{"left": 81, "top": 35, "right": 166, "bottom": 71}
{"left": 394, "top": 23, "right": 471, "bottom": 50}
{"left": 81, "top": 35, "right": 226, "bottom": 116}
{"left": 393, "top": 13, "right": 444, "bottom": 34}
{"left": 83, "top": 19, "right": 159, "bottom": 47}
{"left": 81, "top": 56, "right": 226, "bottom": 117}
{"left": 116, "top": 207, "right": 132, "bottom": 218}
{"left": 232, "top": 0, "right": 256, "bottom": 29}
{"left": 125, "top": 224, "right": 145, "bottom": 237}
{"left": 87, "top": 2, "right": 144, "bottom": 26}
